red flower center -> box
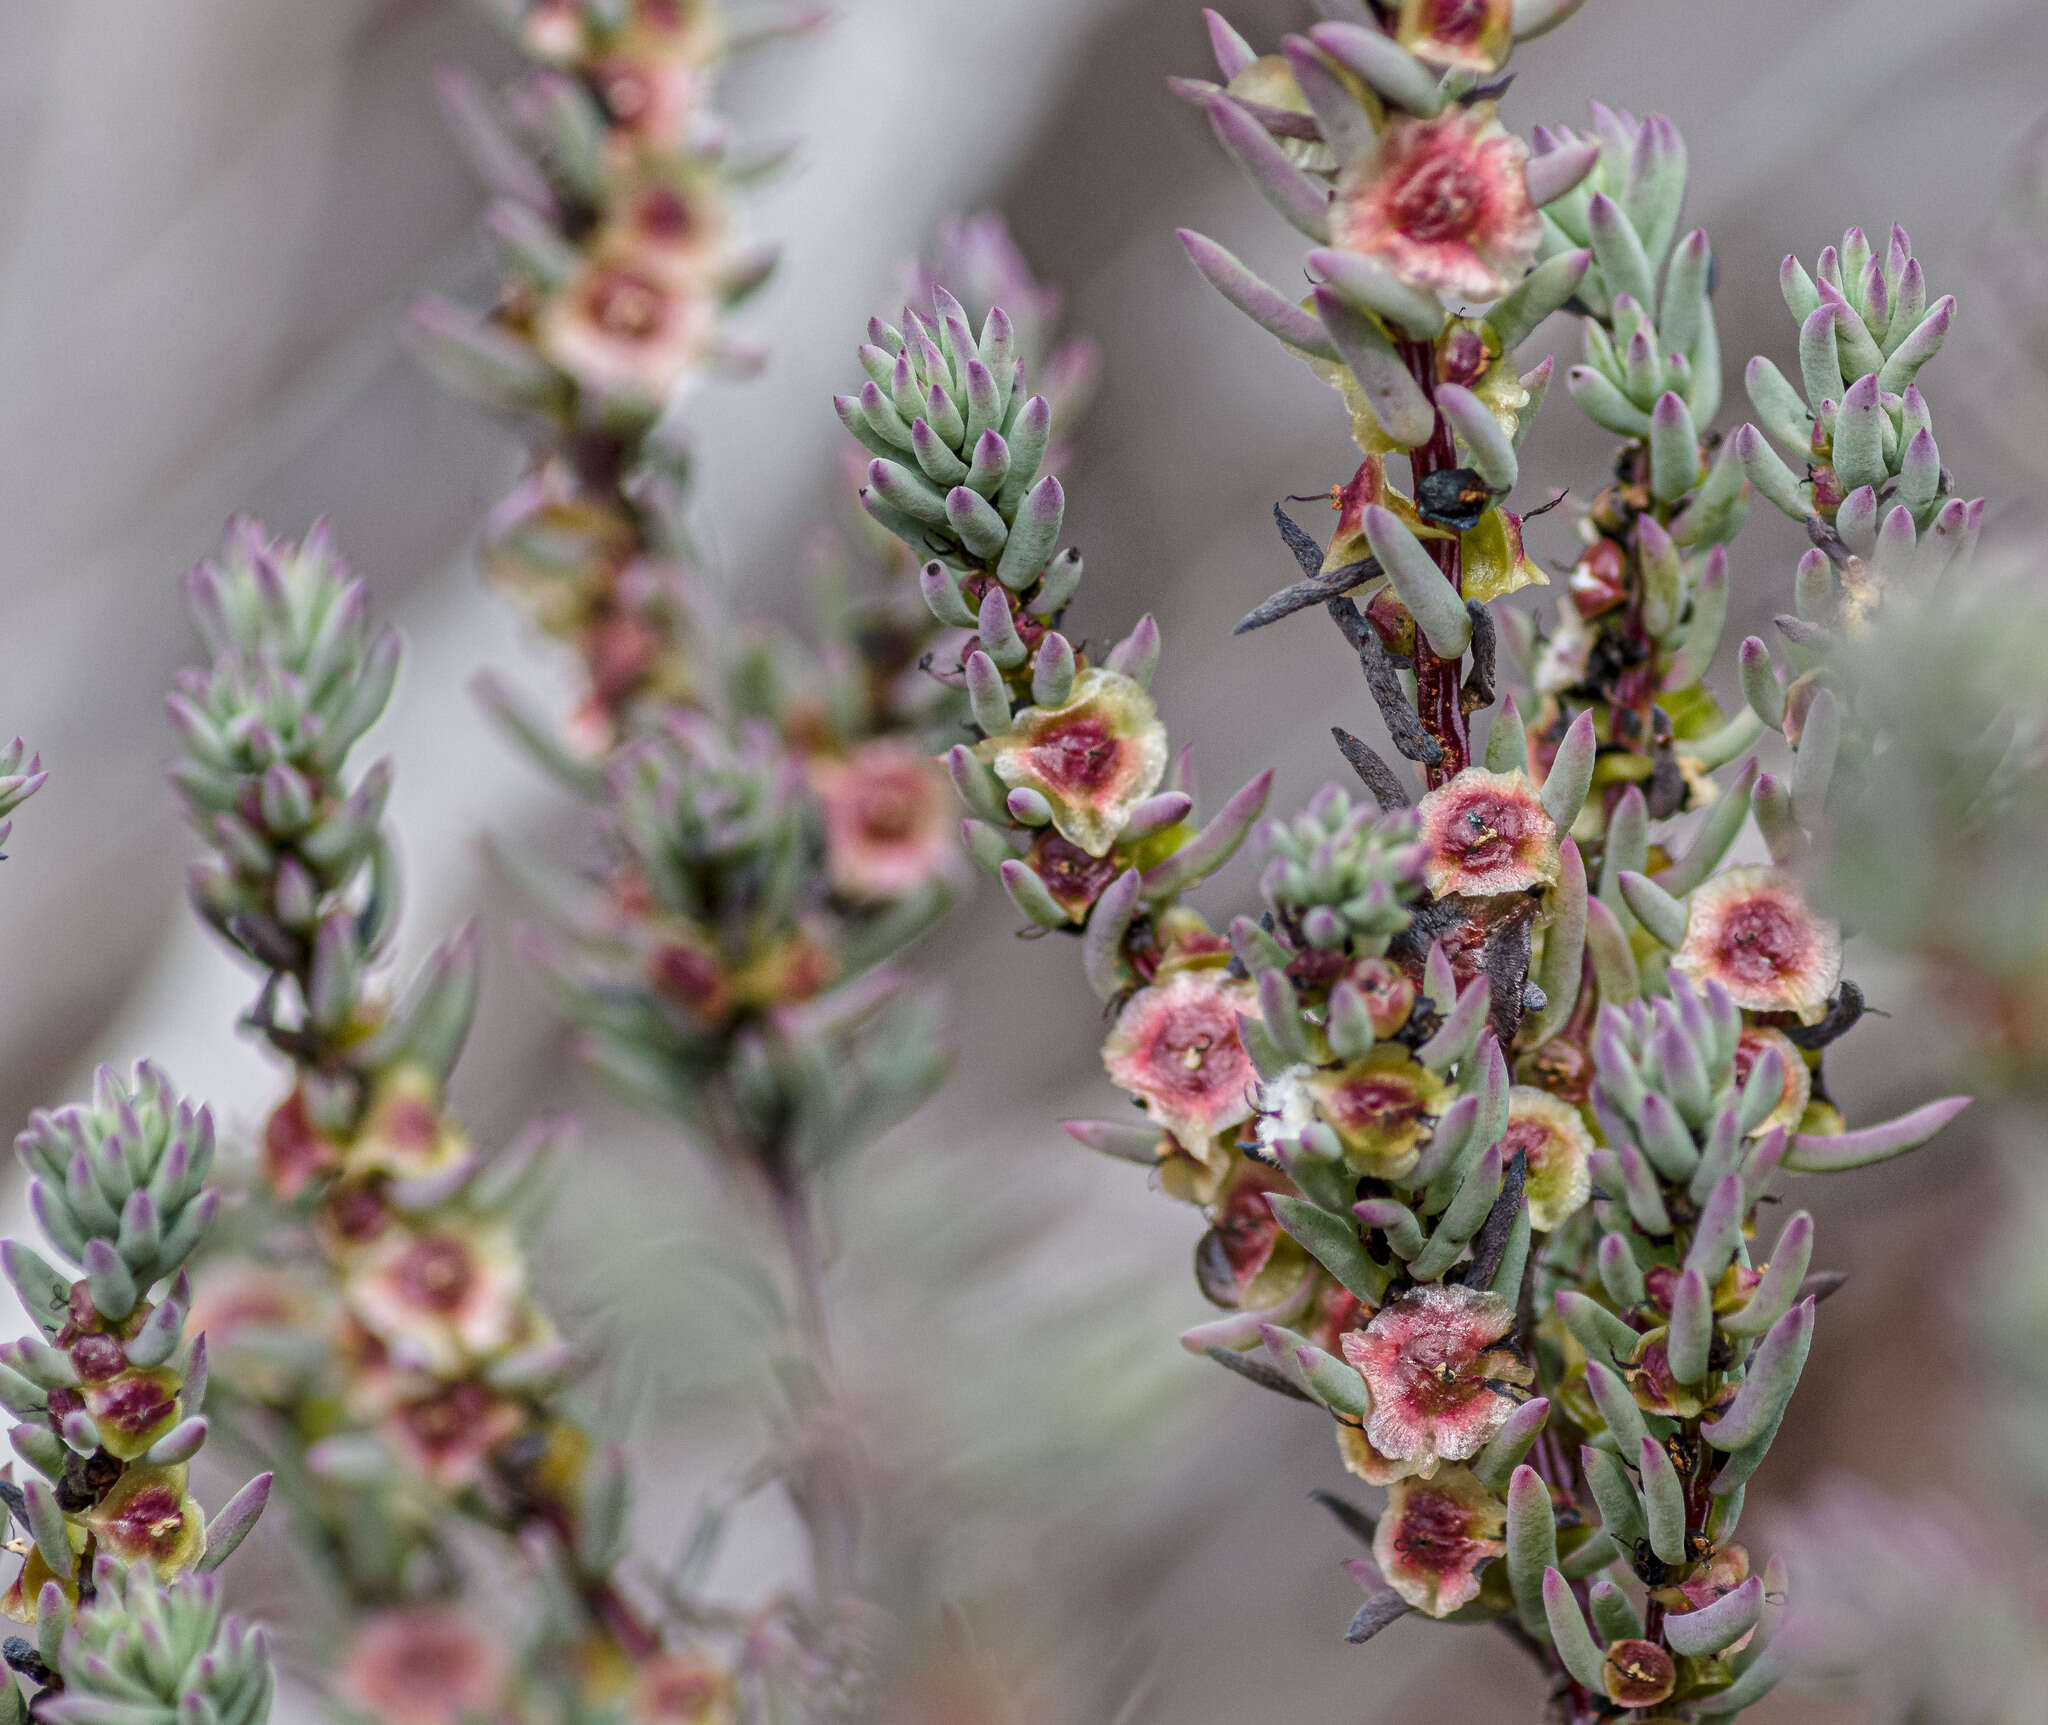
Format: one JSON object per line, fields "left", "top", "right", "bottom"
{"left": 1032, "top": 833, "right": 1119, "bottom": 914}
{"left": 387, "top": 1622, "right": 491, "bottom": 1691}
{"left": 1712, "top": 898, "right": 1809, "bottom": 989}
{"left": 67, "top": 1333, "right": 127, "bottom": 1383}
{"left": 586, "top": 271, "right": 670, "bottom": 342}
{"left": 1391, "top": 155, "right": 1484, "bottom": 245}
{"left": 105, "top": 1485, "right": 188, "bottom": 1559}
{"left": 381, "top": 1097, "right": 439, "bottom": 1152}
{"left": 1144, "top": 1007, "right": 1244, "bottom": 1101}
{"left": 1391, "top": 1489, "right": 1487, "bottom": 1574}
{"left": 1437, "top": 326, "right": 1491, "bottom": 387}
{"left": 636, "top": 185, "right": 697, "bottom": 241}
{"left": 1499, "top": 1116, "right": 1555, "bottom": 1164}
{"left": 396, "top": 1238, "right": 475, "bottom": 1314}
{"left": 264, "top": 1091, "right": 336, "bottom": 1192}
{"left": 1423, "top": 0, "right": 1493, "bottom": 41}
{"left": 91, "top": 1374, "right": 176, "bottom": 1437}
{"left": 1027, "top": 715, "right": 1123, "bottom": 795}
{"left": 1325, "top": 1076, "right": 1428, "bottom": 1135}
{"left": 401, "top": 1382, "right": 499, "bottom": 1457}
{"left": 651, "top": 943, "right": 723, "bottom": 1006}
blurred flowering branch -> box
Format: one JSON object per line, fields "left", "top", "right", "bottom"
{"left": 167, "top": 523, "right": 703, "bottom": 1720}
{"left": 408, "top": 0, "right": 1118, "bottom": 1718}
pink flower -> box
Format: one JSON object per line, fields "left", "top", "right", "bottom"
{"left": 810, "top": 740, "right": 953, "bottom": 901}
{"left": 1395, "top": 0, "right": 1514, "bottom": 74}
{"left": 382, "top": 1380, "right": 528, "bottom": 1490}
{"left": 347, "top": 1065, "right": 470, "bottom": 1183}
{"left": 1415, "top": 766, "right": 1560, "bottom": 898}
{"left": 1500, "top": 1086, "right": 1594, "bottom": 1231}
{"left": 981, "top": 668, "right": 1168, "bottom": 857}
{"left": 536, "top": 255, "right": 714, "bottom": 404}
{"left": 1341, "top": 1285, "right": 1532, "bottom": 1469}
{"left": 1373, "top": 1465, "right": 1507, "bottom": 1617}
{"left": 1674, "top": 866, "right": 1842, "bottom": 1024}
{"left": 336, "top": 1608, "right": 508, "bottom": 1725}
{"left": 1334, "top": 104, "right": 1540, "bottom": 301}
{"left": 345, "top": 1221, "right": 528, "bottom": 1376}
{"left": 1102, "top": 970, "right": 1261, "bottom": 1149}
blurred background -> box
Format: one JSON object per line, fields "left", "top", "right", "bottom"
{"left": 4, "top": 0, "right": 2048, "bottom": 1719}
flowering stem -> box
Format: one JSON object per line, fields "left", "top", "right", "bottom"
{"left": 1398, "top": 336, "right": 1470, "bottom": 784}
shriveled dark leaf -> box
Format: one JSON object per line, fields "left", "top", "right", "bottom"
{"left": 1798, "top": 1269, "right": 1849, "bottom": 1305}
{"left": 1234, "top": 558, "right": 1380, "bottom": 635}
{"left": 1204, "top": 1344, "right": 1317, "bottom": 1404}
{"left": 1328, "top": 597, "right": 1443, "bottom": 766}
{"left": 1458, "top": 1148, "right": 1527, "bottom": 1291}
{"left": 1345, "top": 1590, "right": 1413, "bottom": 1645}
{"left": 1331, "top": 727, "right": 1412, "bottom": 810}
{"left": 1461, "top": 599, "right": 1496, "bottom": 710}
{"left": 1480, "top": 898, "right": 1540, "bottom": 1043}
{"left": 1274, "top": 503, "right": 1327, "bottom": 579}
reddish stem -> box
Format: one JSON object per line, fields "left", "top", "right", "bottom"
{"left": 1396, "top": 337, "right": 1469, "bottom": 784}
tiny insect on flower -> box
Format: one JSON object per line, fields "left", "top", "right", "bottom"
{"left": 1601, "top": 1637, "right": 1677, "bottom": 1708}
{"left": 1373, "top": 1465, "right": 1509, "bottom": 1617}
{"left": 1342, "top": 1285, "right": 1532, "bottom": 1470}
{"left": 1416, "top": 766, "right": 1562, "bottom": 898}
